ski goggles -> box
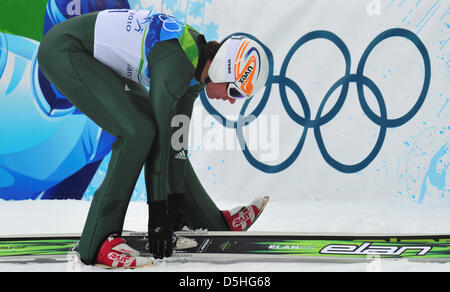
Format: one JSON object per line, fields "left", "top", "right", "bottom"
{"left": 226, "top": 82, "right": 247, "bottom": 99}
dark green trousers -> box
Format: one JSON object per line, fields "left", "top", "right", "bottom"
{"left": 38, "top": 12, "right": 228, "bottom": 265}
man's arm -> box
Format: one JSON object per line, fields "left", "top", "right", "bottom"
{"left": 145, "top": 39, "right": 196, "bottom": 202}
{"left": 167, "top": 83, "right": 204, "bottom": 195}
{"left": 144, "top": 39, "right": 196, "bottom": 259}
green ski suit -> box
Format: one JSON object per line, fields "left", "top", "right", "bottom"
{"left": 38, "top": 11, "right": 229, "bottom": 265}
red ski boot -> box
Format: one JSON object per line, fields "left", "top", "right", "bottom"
{"left": 95, "top": 234, "right": 152, "bottom": 269}
{"left": 221, "top": 196, "right": 270, "bottom": 231}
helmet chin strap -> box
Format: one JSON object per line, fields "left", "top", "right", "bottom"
{"left": 204, "top": 76, "right": 212, "bottom": 85}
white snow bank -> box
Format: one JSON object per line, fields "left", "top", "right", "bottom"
{"left": 1, "top": 198, "right": 450, "bottom": 271}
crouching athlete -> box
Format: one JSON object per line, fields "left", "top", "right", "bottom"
{"left": 38, "top": 9, "right": 269, "bottom": 268}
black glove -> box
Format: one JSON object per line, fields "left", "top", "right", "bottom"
{"left": 168, "top": 193, "right": 188, "bottom": 231}
{"left": 148, "top": 200, "right": 174, "bottom": 259}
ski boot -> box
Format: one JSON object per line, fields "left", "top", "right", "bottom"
{"left": 221, "top": 196, "right": 270, "bottom": 231}
{"left": 95, "top": 234, "right": 152, "bottom": 269}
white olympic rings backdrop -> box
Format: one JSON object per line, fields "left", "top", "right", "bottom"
{"left": 0, "top": 0, "right": 447, "bottom": 203}
{"left": 170, "top": 0, "right": 449, "bottom": 204}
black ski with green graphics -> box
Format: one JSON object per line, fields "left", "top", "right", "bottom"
{"left": 2, "top": 231, "right": 450, "bottom": 263}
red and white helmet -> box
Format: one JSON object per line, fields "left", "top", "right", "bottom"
{"left": 208, "top": 35, "right": 269, "bottom": 99}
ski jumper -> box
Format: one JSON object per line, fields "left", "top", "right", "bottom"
{"left": 38, "top": 9, "right": 229, "bottom": 265}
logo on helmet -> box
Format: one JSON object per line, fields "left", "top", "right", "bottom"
{"left": 237, "top": 65, "right": 254, "bottom": 85}
{"left": 236, "top": 58, "right": 256, "bottom": 95}
{"left": 234, "top": 40, "right": 260, "bottom": 96}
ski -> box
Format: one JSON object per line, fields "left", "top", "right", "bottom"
{"left": 0, "top": 234, "right": 80, "bottom": 263}
{"left": 171, "top": 231, "right": 450, "bottom": 263}
{"left": 1, "top": 231, "right": 450, "bottom": 263}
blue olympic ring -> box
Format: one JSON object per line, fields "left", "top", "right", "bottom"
{"left": 200, "top": 28, "right": 431, "bottom": 174}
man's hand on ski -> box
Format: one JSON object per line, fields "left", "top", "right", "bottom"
{"left": 168, "top": 193, "right": 189, "bottom": 231}
{"left": 148, "top": 200, "right": 174, "bottom": 259}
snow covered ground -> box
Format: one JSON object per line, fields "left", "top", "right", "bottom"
{"left": 1, "top": 197, "right": 450, "bottom": 272}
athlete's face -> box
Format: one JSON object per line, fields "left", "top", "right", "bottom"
{"left": 202, "top": 60, "right": 236, "bottom": 104}
{"left": 205, "top": 82, "right": 236, "bottom": 104}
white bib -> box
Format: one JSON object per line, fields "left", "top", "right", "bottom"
{"left": 93, "top": 9, "right": 151, "bottom": 86}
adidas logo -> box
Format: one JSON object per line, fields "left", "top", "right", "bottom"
{"left": 175, "top": 150, "right": 187, "bottom": 160}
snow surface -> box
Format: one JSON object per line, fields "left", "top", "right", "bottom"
{"left": 1, "top": 197, "right": 450, "bottom": 272}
